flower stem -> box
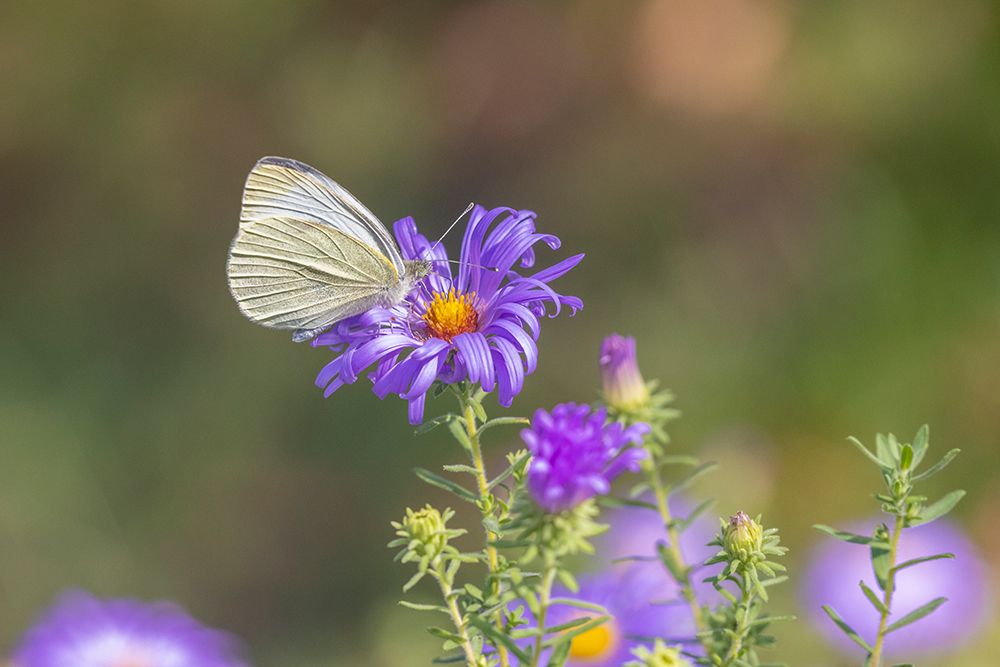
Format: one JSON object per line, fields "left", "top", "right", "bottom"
{"left": 721, "top": 579, "right": 754, "bottom": 666}
{"left": 435, "top": 566, "right": 479, "bottom": 667}
{"left": 531, "top": 565, "right": 558, "bottom": 667}
{"left": 869, "top": 514, "right": 905, "bottom": 667}
{"left": 460, "top": 391, "right": 511, "bottom": 667}
{"left": 646, "top": 464, "right": 708, "bottom": 648}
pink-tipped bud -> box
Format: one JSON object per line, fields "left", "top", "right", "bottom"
{"left": 600, "top": 334, "right": 650, "bottom": 412}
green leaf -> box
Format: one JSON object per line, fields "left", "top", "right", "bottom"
{"left": 813, "top": 524, "right": 885, "bottom": 546}
{"left": 442, "top": 464, "right": 479, "bottom": 474}
{"left": 910, "top": 424, "right": 930, "bottom": 467}
{"left": 542, "top": 615, "right": 609, "bottom": 648}
{"left": 479, "top": 416, "right": 530, "bottom": 434}
{"left": 858, "top": 580, "right": 888, "bottom": 614}
{"left": 875, "top": 433, "right": 896, "bottom": 466}
{"left": 871, "top": 524, "right": 892, "bottom": 591}
{"left": 670, "top": 461, "right": 718, "bottom": 494}
{"left": 399, "top": 600, "right": 446, "bottom": 612}
{"left": 910, "top": 490, "right": 965, "bottom": 526}
{"left": 820, "top": 605, "right": 872, "bottom": 652}
{"left": 488, "top": 451, "right": 531, "bottom": 491}
{"left": 415, "top": 414, "right": 457, "bottom": 435}
{"left": 848, "top": 436, "right": 890, "bottom": 470}
{"left": 446, "top": 420, "right": 474, "bottom": 454}
{"left": 548, "top": 597, "right": 609, "bottom": 614}
{"left": 546, "top": 641, "right": 571, "bottom": 667}
{"left": 892, "top": 552, "right": 954, "bottom": 573}
{"left": 598, "top": 496, "right": 658, "bottom": 511}
{"left": 911, "top": 448, "right": 960, "bottom": 482}
{"left": 466, "top": 614, "right": 531, "bottom": 662}
{"left": 886, "top": 597, "right": 948, "bottom": 633}
{"left": 899, "top": 443, "right": 914, "bottom": 471}
{"left": 413, "top": 468, "right": 478, "bottom": 502}
{"left": 677, "top": 498, "right": 716, "bottom": 531}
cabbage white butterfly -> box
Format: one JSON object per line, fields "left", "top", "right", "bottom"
{"left": 227, "top": 157, "right": 433, "bottom": 342}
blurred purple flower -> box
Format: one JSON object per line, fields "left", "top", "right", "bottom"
{"left": 312, "top": 205, "right": 583, "bottom": 424}
{"left": 802, "top": 518, "right": 993, "bottom": 660}
{"left": 599, "top": 333, "right": 649, "bottom": 411}
{"left": 594, "top": 499, "right": 721, "bottom": 648}
{"left": 13, "top": 591, "right": 249, "bottom": 667}
{"left": 522, "top": 403, "right": 649, "bottom": 513}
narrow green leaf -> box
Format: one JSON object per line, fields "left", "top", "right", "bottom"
{"left": 442, "top": 464, "right": 479, "bottom": 474}
{"left": 892, "top": 552, "right": 954, "bottom": 573}
{"left": 479, "top": 416, "right": 530, "bottom": 434}
{"left": 598, "top": 496, "right": 658, "bottom": 511}
{"left": 886, "top": 597, "right": 948, "bottom": 633}
{"left": 399, "top": 600, "right": 446, "bottom": 612}
{"left": 910, "top": 424, "right": 930, "bottom": 467}
{"left": 546, "top": 641, "right": 570, "bottom": 667}
{"left": 875, "top": 433, "right": 896, "bottom": 466}
{"left": 858, "top": 580, "right": 888, "bottom": 614}
{"left": 670, "top": 461, "right": 718, "bottom": 494}
{"left": 871, "top": 524, "right": 891, "bottom": 591}
{"left": 813, "top": 524, "right": 884, "bottom": 546}
{"left": 415, "top": 414, "right": 457, "bottom": 435}
{"left": 899, "top": 443, "right": 914, "bottom": 471}
{"left": 848, "top": 436, "right": 890, "bottom": 470}
{"left": 542, "top": 616, "right": 609, "bottom": 648}
{"left": 413, "top": 467, "right": 477, "bottom": 502}
{"left": 548, "top": 597, "right": 609, "bottom": 613}
{"left": 447, "top": 420, "right": 474, "bottom": 453}
{"left": 911, "top": 449, "right": 960, "bottom": 482}
{"left": 910, "top": 490, "right": 965, "bottom": 526}
{"left": 678, "top": 498, "right": 716, "bottom": 531}
{"left": 820, "top": 605, "right": 872, "bottom": 652}
{"left": 466, "top": 615, "right": 530, "bottom": 662}
{"left": 488, "top": 452, "right": 531, "bottom": 491}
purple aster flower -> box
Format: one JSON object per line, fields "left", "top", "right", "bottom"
{"left": 522, "top": 403, "right": 649, "bottom": 513}
{"left": 801, "top": 518, "right": 993, "bottom": 660}
{"left": 312, "top": 205, "right": 583, "bottom": 424}
{"left": 599, "top": 334, "right": 649, "bottom": 412}
{"left": 13, "top": 591, "right": 249, "bottom": 667}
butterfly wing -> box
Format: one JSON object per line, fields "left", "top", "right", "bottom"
{"left": 240, "top": 156, "right": 406, "bottom": 275}
{"left": 227, "top": 216, "right": 400, "bottom": 340}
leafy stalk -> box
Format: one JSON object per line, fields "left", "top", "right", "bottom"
{"left": 868, "top": 515, "right": 904, "bottom": 667}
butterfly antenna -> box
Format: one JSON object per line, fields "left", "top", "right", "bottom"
{"left": 429, "top": 202, "right": 474, "bottom": 253}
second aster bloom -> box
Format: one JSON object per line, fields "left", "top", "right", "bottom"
{"left": 522, "top": 403, "right": 649, "bottom": 513}
{"left": 600, "top": 334, "right": 649, "bottom": 412}
{"left": 313, "top": 205, "right": 583, "bottom": 424}
{"left": 13, "top": 591, "right": 249, "bottom": 667}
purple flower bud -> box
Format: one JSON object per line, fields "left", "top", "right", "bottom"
{"left": 13, "top": 591, "right": 249, "bottom": 667}
{"left": 802, "top": 518, "right": 993, "bottom": 660}
{"left": 600, "top": 334, "right": 650, "bottom": 412}
{"left": 522, "top": 403, "right": 649, "bottom": 513}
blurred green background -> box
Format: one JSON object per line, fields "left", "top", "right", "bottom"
{"left": 2, "top": 1, "right": 999, "bottom": 665}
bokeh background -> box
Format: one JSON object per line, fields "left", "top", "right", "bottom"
{"left": 2, "top": 1, "right": 999, "bottom": 665}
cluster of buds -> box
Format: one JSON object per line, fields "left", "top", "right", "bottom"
{"left": 625, "top": 639, "right": 692, "bottom": 667}
{"left": 389, "top": 505, "right": 465, "bottom": 575}
{"left": 707, "top": 511, "right": 787, "bottom": 600}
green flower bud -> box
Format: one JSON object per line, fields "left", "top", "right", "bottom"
{"left": 625, "top": 640, "right": 691, "bottom": 667}
{"left": 398, "top": 505, "right": 449, "bottom": 561}
{"left": 723, "top": 511, "right": 763, "bottom": 561}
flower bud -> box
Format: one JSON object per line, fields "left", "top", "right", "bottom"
{"left": 600, "top": 334, "right": 650, "bottom": 412}
{"left": 626, "top": 640, "right": 691, "bottom": 667}
{"left": 723, "top": 511, "right": 763, "bottom": 561}
{"left": 399, "top": 505, "right": 449, "bottom": 560}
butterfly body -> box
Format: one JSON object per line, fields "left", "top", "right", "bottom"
{"left": 227, "top": 157, "right": 433, "bottom": 342}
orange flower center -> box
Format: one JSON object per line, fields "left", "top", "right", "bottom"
{"left": 569, "top": 618, "right": 619, "bottom": 661}
{"left": 422, "top": 289, "right": 480, "bottom": 341}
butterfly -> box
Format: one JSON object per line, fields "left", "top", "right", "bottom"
{"left": 227, "top": 157, "right": 433, "bottom": 342}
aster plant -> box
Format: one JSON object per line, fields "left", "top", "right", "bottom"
{"left": 813, "top": 426, "right": 966, "bottom": 667}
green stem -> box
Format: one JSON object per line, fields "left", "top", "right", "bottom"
{"left": 646, "top": 463, "right": 708, "bottom": 650}
{"left": 435, "top": 566, "right": 479, "bottom": 667}
{"left": 869, "top": 514, "right": 905, "bottom": 667}
{"left": 531, "top": 565, "right": 558, "bottom": 667}
{"left": 721, "top": 577, "right": 755, "bottom": 666}
{"left": 459, "top": 390, "right": 511, "bottom": 667}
